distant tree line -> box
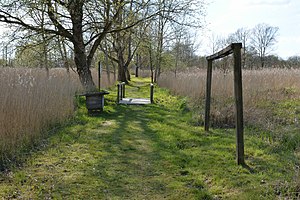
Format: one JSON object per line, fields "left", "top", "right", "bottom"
{"left": 0, "top": 0, "right": 206, "bottom": 89}
{"left": 0, "top": 1, "right": 299, "bottom": 87}
{"left": 202, "top": 23, "right": 300, "bottom": 71}
{"left": 138, "top": 22, "right": 300, "bottom": 76}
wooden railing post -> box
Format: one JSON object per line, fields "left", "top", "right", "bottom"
{"left": 122, "top": 82, "right": 125, "bottom": 98}
{"left": 98, "top": 61, "right": 101, "bottom": 91}
{"left": 117, "top": 83, "right": 121, "bottom": 103}
{"left": 150, "top": 83, "right": 154, "bottom": 103}
{"left": 204, "top": 60, "right": 213, "bottom": 131}
{"left": 233, "top": 43, "right": 245, "bottom": 165}
{"left": 116, "top": 82, "right": 125, "bottom": 102}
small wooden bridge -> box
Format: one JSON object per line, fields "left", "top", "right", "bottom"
{"left": 117, "top": 82, "right": 154, "bottom": 105}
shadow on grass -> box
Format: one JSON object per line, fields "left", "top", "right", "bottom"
{"left": 74, "top": 98, "right": 214, "bottom": 199}
{"left": 241, "top": 163, "right": 255, "bottom": 174}
{"left": 2, "top": 82, "right": 298, "bottom": 199}
{"left": 54, "top": 98, "right": 300, "bottom": 199}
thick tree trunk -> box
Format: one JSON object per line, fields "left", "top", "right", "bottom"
{"left": 116, "top": 29, "right": 128, "bottom": 83}
{"left": 70, "top": 1, "right": 96, "bottom": 91}
{"left": 74, "top": 44, "right": 95, "bottom": 91}
{"left": 117, "top": 48, "right": 127, "bottom": 82}
{"left": 126, "top": 68, "right": 131, "bottom": 81}
{"left": 118, "top": 67, "right": 127, "bottom": 83}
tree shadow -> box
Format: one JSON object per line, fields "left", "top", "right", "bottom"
{"left": 79, "top": 100, "right": 213, "bottom": 198}
{"left": 241, "top": 163, "right": 255, "bottom": 174}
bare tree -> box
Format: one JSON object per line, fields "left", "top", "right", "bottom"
{"left": 0, "top": 0, "right": 157, "bottom": 91}
{"left": 208, "top": 33, "right": 223, "bottom": 54}
{"left": 250, "top": 23, "right": 279, "bottom": 68}
{"left": 152, "top": 0, "right": 206, "bottom": 82}
{"left": 107, "top": 0, "right": 147, "bottom": 83}
{"left": 228, "top": 28, "right": 250, "bottom": 68}
{"left": 170, "top": 26, "right": 199, "bottom": 75}
{"left": 287, "top": 56, "right": 300, "bottom": 69}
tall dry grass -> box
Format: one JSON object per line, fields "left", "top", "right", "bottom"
{"left": 0, "top": 67, "right": 114, "bottom": 169}
{"left": 158, "top": 68, "right": 300, "bottom": 128}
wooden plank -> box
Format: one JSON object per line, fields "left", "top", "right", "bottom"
{"left": 206, "top": 43, "right": 242, "bottom": 61}
{"left": 204, "top": 60, "right": 213, "bottom": 131}
{"left": 233, "top": 43, "right": 245, "bottom": 165}
{"left": 119, "top": 98, "right": 151, "bottom": 105}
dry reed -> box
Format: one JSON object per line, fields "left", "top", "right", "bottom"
{"left": 0, "top": 67, "right": 114, "bottom": 168}
{"left": 158, "top": 68, "right": 300, "bottom": 127}
{"left": 158, "top": 68, "right": 300, "bottom": 195}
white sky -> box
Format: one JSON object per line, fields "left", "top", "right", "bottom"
{"left": 1, "top": 1, "right": 299, "bottom": 59}
{"left": 198, "top": 0, "right": 300, "bottom": 59}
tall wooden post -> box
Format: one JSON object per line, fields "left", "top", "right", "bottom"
{"left": 117, "top": 83, "right": 120, "bottom": 103}
{"left": 122, "top": 83, "right": 125, "bottom": 98}
{"left": 135, "top": 66, "right": 139, "bottom": 77}
{"left": 98, "top": 61, "right": 101, "bottom": 91}
{"left": 204, "top": 60, "right": 213, "bottom": 131}
{"left": 150, "top": 83, "right": 154, "bottom": 103}
{"left": 233, "top": 43, "right": 245, "bottom": 165}
{"left": 205, "top": 43, "right": 245, "bottom": 165}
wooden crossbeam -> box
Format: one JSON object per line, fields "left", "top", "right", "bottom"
{"left": 206, "top": 43, "right": 242, "bottom": 61}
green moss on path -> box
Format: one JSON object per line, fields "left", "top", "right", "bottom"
{"left": 0, "top": 77, "right": 299, "bottom": 199}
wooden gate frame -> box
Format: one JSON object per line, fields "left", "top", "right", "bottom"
{"left": 204, "top": 43, "right": 245, "bottom": 165}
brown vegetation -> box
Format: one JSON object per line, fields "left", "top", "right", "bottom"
{"left": 158, "top": 68, "right": 300, "bottom": 128}
{"left": 0, "top": 68, "right": 114, "bottom": 168}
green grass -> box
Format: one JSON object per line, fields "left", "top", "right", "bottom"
{"left": 0, "top": 77, "right": 299, "bottom": 199}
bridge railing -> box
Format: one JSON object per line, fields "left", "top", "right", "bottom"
{"left": 116, "top": 82, "right": 154, "bottom": 104}
{"left": 117, "top": 82, "right": 126, "bottom": 103}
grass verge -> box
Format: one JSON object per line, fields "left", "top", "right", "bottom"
{"left": 0, "top": 77, "right": 299, "bottom": 199}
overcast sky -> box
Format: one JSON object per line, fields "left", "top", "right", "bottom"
{"left": 198, "top": 0, "right": 300, "bottom": 59}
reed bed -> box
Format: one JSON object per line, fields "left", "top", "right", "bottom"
{"left": 0, "top": 67, "right": 114, "bottom": 169}
{"left": 158, "top": 68, "right": 300, "bottom": 128}
{"left": 158, "top": 69, "right": 300, "bottom": 193}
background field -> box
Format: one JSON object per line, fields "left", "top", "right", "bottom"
{"left": 158, "top": 68, "right": 300, "bottom": 128}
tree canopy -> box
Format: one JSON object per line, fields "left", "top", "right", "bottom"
{"left": 0, "top": 0, "right": 206, "bottom": 90}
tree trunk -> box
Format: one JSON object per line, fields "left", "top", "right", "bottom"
{"left": 74, "top": 45, "right": 95, "bottom": 91}
{"left": 155, "top": 16, "right": 164, "bottom": 83}
{"left": 117, "top": 48, "right": 127, "bottom": 82}
{"left": 260, "top": 55, "right": 265, "bottom": 69}
{"left": 104, "top": 39, "right": 111, "bottom": 83}
{"left": 110, "top": 59, "right": 117, "bottom": 81}
{"left": 126, "top": 68, "right": 131, "bottom": 81}
{"left": 70, "top": 1, "right": 96, "bottom": 91}
{"left": 72, "top": 25, "right": 95, "bottom": 91}
{"left": 149, "top": 46, "right": 154, "bottom": 83}
{"left": 118, "top": 66, "right": 127, "bottom": 82}
{"left": 135, "top": 53, "right": 140, "bottom": 77}
{"left": 135, "top": 66, "right": 139, "bottom": 77}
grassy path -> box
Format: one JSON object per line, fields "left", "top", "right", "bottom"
{"left": 0, "top": 78, "right": 298, "bottom": 199}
